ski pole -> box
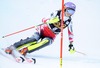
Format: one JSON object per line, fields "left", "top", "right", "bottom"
{"left": 2, "top": 26, "right": 36, "bottom": 38}
{"left": 75, "top": 50, "right": 87, "bottom": 56}
{"left": 2, "top": 23, "right": 44, "bottom": 38}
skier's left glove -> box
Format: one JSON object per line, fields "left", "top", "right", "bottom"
{"left": 68, "top": 43, "right": 75, "bottom": 54}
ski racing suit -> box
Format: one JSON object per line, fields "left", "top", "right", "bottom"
{"left": 12, "top": 10, "right": 73, "bottom": 53}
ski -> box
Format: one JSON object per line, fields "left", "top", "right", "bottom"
{"left": 0, "top": 48, "right": 36, "bottom": 64}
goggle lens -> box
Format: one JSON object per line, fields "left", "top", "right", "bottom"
{"left": 66, "top": 9, "right": 75, "bottom": 15}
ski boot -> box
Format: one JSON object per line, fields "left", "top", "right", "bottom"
{"left": 4, "top": 46, "right": 26, "bottom": 63}
{"left": 5, "top": 45, "right": 14, "bottom": 54}
{"left": 19, "top": 47, "right": 36, "bottom": 64}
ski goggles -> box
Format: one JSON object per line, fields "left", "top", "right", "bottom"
{"left": 66, "top": 8, "right": 75, "bottom": 15}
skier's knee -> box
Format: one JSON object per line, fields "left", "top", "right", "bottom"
{"left": 32, "top": 32, "right": 40, "bottom": 41}
{"left": 42, "top": 37, "right": 53, "bottom": 45}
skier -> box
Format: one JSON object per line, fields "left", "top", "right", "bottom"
{"left": 5, "top": 2, "right": 76, "bottom": 63}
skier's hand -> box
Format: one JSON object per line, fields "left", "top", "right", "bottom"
{"left": 42, "top": 18, "right": 49, "bottom": 23}
{"left": 68, "top": 43, "right": 75, "bottom": 54}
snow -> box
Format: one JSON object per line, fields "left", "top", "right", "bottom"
{"left": 0, "top": 0, "right": 100, "bottom": 68}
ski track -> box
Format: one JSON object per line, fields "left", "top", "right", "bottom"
{"left": 0, "top": 53, "right": 100, "bottom": 68}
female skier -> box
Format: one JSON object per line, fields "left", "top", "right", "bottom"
{"left": 5, "top": 2, "right": 76, "bottom": 63}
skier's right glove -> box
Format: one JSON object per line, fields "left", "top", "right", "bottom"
{"left": 68, "top": 43, "right": 75, "bottom": 54}
{"left": 42, "top": 18, "right": 50, "bottom": 23}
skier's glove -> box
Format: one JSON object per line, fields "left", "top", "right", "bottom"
{"left": 42, "top": 18, "right": 50, "bottom": 23}
{"left": 68, "top": 43, "right": 75, "bottom": 54}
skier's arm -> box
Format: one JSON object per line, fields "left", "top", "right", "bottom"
{"left": 67, "top": 21, "right": 75, "bottom": 53}
{"left": 67, "top": 21, "right": 73, "bottom": 43}
{"left": 42, "top": 11, "right": 60, "bottom": 24}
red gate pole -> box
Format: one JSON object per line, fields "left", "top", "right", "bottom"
{"left": 60, "top": 0, "right": 64, "bottom": 68}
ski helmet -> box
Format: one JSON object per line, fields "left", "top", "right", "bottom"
{"left": 64, "top": 2, "right": 76, "bottom": 11}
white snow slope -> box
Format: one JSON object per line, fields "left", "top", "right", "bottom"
{"left": 0, "top": 0, "right": 100, "bottom": 68}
